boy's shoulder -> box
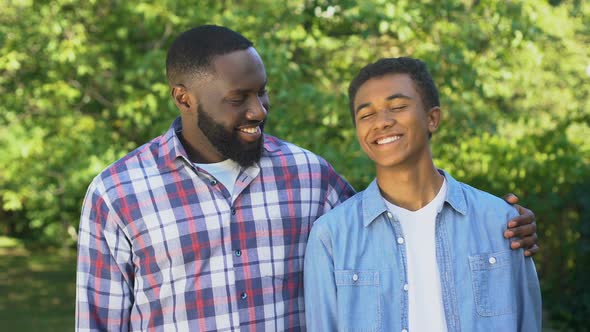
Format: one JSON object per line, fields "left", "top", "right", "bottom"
{"left": 458, "top": 181, "right": 517, "bottom": 216}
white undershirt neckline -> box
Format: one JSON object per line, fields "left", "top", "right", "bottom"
{"left": 194, "top": 159, "right": 241, "bottom": 196}
{"left": 383, "top": 178, "right": 449, "bottom": 332}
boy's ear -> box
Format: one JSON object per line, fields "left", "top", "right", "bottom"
{"left": 427, "top": 106, "right": 441, "bottom": 133}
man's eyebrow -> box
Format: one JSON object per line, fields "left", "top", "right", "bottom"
{"left": 229, "top": 80, "right": 268, "bottom": 94}
{"left": 355, "top": 93, "right": 412, "bottom": 113}
{"left": 229, "top": 88, "right": 251, "bottom": 94}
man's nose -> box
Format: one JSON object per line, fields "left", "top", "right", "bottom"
{"left": 246, "top": 96, "right": 268, "bottom": 121}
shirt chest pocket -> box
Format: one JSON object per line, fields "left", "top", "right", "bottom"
{"left": 335, "top": 270, "right": 381, "bottom": 332}
{"left": 469, "top": 250, "right": 517, "bottom": 317}
{"left": 253, "top": 218, "right": 308, "bottom": 280}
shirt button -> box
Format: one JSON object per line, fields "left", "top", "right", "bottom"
{"left": 489, "top": 256, "right": 497, "bottom": 264}
{"left": 231, "top": 208, "right": 236, "bottom": 215}
{"left": 387, "top": 212, "right": 393, "bottom": 219}
{"left": 402, "top": 329, "right": 408, "bottom": 332}
{"left": 235, "top": 250, "right": 242, "bottom": 257}
{"left": 240, "top": 292, "right": 247, "bottom": 300}
{"left": 397, "top": 237, "right": 405, "bottom": 245}
{"left": 403, "top": 284, "right": 409, "bottom": 291}
{"left": 210, "top": 179, "right": 218, "bottom": 185}
{"left": 352, "top": 273, "right": 359, "bottom": 282}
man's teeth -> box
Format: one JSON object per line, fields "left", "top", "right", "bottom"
{"left": 240, "top": 127, "right": 258, "bottom": 134}
{"left": 376, "top": 136, "right": 401, "bottom": 144}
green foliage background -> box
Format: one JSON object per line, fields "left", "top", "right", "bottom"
{"left": 1, "top": 0, "right": 588, "bottom": 329}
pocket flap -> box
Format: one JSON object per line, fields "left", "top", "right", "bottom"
{"left": 469, "top": 250, "right": 513, "bottom": 271}
{"left": 335, "top": 270, "right": 379, "bottom": 286}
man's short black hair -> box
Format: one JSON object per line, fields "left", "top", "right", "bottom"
{"left": 166, "top": 25, "right": 253, "bottom": 85}
{"left": 348, "top": 57, "right": 440, "bottom": 125}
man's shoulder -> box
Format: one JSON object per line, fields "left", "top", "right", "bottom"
{"left": 262, "top": 134, "right": 332, "bottom": 166}
{"left": 90, "top": 134, "right": 165, "bottom": 193}
{"left": 263, "top": 134, "right": 322, "bottom": 156}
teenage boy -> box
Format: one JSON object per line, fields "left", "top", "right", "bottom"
{"left": 304, "top": 57, "right": 542, "bottom": 332}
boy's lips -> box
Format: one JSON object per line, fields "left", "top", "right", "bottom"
{"left": 374, "top": 134, "right": 402, "bottom": 145}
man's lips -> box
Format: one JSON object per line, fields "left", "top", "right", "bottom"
{"left": 238, "top": 126, "right": 260, "bottom": 134}
{"left": 236, "top": 121, "right": 264, "bottom": 142}
{"left": 237, "top": 120, "right": 264, "bottom": 132}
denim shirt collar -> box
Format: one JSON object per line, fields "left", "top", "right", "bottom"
{"left": 362, "top": 169, "right": 467, "bottom": 228}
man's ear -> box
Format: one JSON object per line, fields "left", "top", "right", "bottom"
{"left": 427, "top": 106, "right": 441, "bottom": 134}
{"left": 171, "top": 84, "right": 196, "bottom": 114}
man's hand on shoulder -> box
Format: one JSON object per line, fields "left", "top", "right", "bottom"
{"left": 503, "top": 193, "right": 539, "bottom": 257}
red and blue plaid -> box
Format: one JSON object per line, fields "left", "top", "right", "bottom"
{"left": 76, "top": 118, "right": 355, "bottom": 331}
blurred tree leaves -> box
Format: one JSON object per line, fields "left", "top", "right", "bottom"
{"left": 1, "top": 0, "right": 588, "bottom": 328}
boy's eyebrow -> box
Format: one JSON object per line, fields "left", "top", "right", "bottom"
{"left": 355, "top": 93, "right": 412, "bottom": 113}
{"left": 355, "top": 102, "right": 371, "bottom": 113}
{"left": 386, "top": 93, "right": 412, "bottom": 101}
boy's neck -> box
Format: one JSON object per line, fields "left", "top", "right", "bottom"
{"left": 376, "top": 158, "right": 444, "bottom": 212}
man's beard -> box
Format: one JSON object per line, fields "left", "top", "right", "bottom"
{"left": 197, "top": 104, "right": 264, "bottom": 167}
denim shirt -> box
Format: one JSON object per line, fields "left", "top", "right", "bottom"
{"left": 304, "top": 170, "right": 542, "bottom": 332}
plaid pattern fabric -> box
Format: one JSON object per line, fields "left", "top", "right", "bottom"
{"left": 76, "top": 117, "right": 355, "bottom": 331}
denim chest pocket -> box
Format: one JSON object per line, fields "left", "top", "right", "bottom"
{"left": 335, "top": 270, "right": 381, "bottom": 332}
{"left": 469, "top": 250, "right": 516, "bottom": 317}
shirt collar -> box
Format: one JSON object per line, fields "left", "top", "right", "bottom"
{"left": 361, "top": 179, "right": 390, "bottom": 227}
{"left": 362, "top": 169, "right": 467, "bottom": 228}
{"left": 155, "top": 117, "right": 189, "bottom": 170}
{"left": 440, "top": 169, "right": 467, "bottom": 216}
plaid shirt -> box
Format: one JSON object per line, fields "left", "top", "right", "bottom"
{"left": 76, "top": 117, "right": 355, "bottom": 331}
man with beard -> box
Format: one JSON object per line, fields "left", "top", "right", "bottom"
{"left": 76, "top": 25, "right": 539, "bottom": 331}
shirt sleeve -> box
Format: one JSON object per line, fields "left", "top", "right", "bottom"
{"left": 503, "top": 207, "right": 542, "bottom": 332}
{"left": 322, "top": 162, "right": 356, "bottom": 214}
{"left": 304, "top": 222, "right": 338, "bottom": 331}
{"left": 76, "top": 181, "right": 134, "bottom": 332}
{"left": 517, "top": 255, "right": 543, "bottom": 331}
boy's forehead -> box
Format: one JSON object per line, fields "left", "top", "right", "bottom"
{"left": 355, "top": 73, "right": 416, "bottom": 102}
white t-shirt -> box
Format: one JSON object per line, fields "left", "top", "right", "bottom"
{"left": 195, "top": 159, "right": 241, "bottom": 196}
{"left": 383, "top": 178, "right": 448, "bottom": 332}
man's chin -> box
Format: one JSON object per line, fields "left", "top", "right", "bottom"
{"left": 229, "top": 141, "right": 263, "bottom": 167}
{"left": 233, "top": 154, "right": 261, "bottom": 167}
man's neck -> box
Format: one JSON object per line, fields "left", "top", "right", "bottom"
{"left": 376, "top": 158, "right": 444, "bottom": 212}
{"left": 180, "top": 117, "right": 224, "bottom": 164}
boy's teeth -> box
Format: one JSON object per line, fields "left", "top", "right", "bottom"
{"left": 377, "top": 136, "right": 401, "bottom": 144}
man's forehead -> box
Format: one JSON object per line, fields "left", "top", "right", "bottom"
{"left": 207, "top": 48, "right": 264, "bottom": 86}
{"left": 213, "top": 48, "right": 265, "bottom": 72}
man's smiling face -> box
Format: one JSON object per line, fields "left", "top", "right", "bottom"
{"left": 191, "top": 47, "right": 270, "bottom": 166}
